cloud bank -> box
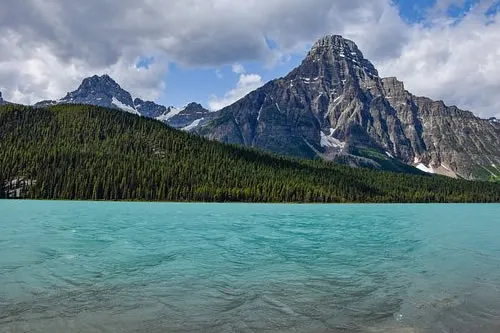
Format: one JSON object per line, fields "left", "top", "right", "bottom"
{"left": 0, "top": 0, "right": 499, "bottom": 117}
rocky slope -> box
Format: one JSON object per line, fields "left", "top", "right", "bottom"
{"left": 33, "top": 75, "right": 211, "bottom": 130}
{"left": 58, "top": 74, "right": 140, "bottom": 115}
{"left": 198, "top": 35, "right": 500, "bottom": 180}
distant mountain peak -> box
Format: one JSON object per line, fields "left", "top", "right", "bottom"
{"left": 59, "top": 74, "right": 139, "bottom": 115}
{"left": 310, "top": 35, "right": 365, "bottom": 59}
{"left": 133, "top": 97, "right": 167, "bottom": 118}
{"left": 75, "top": 74, "right": 123, "bottom": 94}
{"left": 289, "top": 34, "right": 379, "bottom": 84}
{"left": 197, "top": 35, "right": 500, "bottom": 180}
{"left": 311, "top": 35, "right": 356, "bottom": 50}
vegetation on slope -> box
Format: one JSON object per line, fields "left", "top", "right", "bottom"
{"left": 0, "top": 104, "right": 499, "bottom": 203}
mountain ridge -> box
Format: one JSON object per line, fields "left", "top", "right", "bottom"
{"left": 32, "top": 74, "right": 212, "bottom": 130}
{"left": 196, "top": 35, "right": 500, "bottom": 180}
{"left": 9, "top": 34, "right": 500, "bottom": 180}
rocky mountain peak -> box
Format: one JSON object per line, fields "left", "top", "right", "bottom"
{"left": 80, "top": 74, "right": 121, "bottom": 91}
{"left": 60, "top": 74, "right": 139, "bottom": 115}
{"left": 184, "top": 102, "right": 205, "bottom": 112}
{"left": 197, "top": 35, "right": 500, "bottom": 180}
{"left": 289, "top": 34, "right": 379, "bottom": 88}
{"left": 33, "top": 75, "right": 211, "bottom": 130}
{"left": 133, "top": 98, "right": 167, "bottom": 118}
{"left": 310, "top": 35, "right": 359, "bottom": 56}
{"left": 381, "top": 77, "right": 405, "bottom": 96}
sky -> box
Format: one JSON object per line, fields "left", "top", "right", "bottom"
{"left": 0, "top": 0, "right": 499, "bottom": 118}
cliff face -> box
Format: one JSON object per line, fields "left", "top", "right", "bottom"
{"left": 198, "top": 35, "right": 500, "bottom": 180}
{"left": 33, "top": 76, "right": 213, "bottom": 131}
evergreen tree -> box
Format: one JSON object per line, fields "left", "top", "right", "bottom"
{"left": 0, "top": 104, "right": 499, "bottom": 203}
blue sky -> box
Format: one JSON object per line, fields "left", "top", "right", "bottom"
{"left": 160, "top": 58, "right": 296, "bottom": 109}
{"left": 154, "top": 0, "right": 487, "bottom": 110}
{"left": 1, "top": 0, "right": 499, "bottom": 118}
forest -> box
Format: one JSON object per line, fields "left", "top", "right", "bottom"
{"left": 0, "top": 104, "right": 499, "bottom": 203}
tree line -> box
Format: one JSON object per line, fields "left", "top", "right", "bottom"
{"left": 0, "top": 104, "right": 499, "bottom": 203}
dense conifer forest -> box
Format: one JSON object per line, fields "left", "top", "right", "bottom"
{"left": 0, "top": 104, "right": 499, "bottom": 203}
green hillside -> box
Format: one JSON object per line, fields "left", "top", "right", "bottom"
{"left": 0, "top": 104, "right": 499, "bottom": 203}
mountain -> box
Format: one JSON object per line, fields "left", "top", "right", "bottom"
{"left": 33, "top": 75, "right": 211, "bottom": 130}
{"left": 58, "top": 74, "right": 140, "bottom": 115}
{"left": 197, "top": 35, "right": 500, "bottom": 180}
{"left": 1, "top": 103, "right": 499, "bottom": 202}
{"left": 159, "top": 102, "right": 219, "bottom": 130}
{"left": 34, "top": 100, "right": 58, "bottom": 108}
{"left": 133, "top": 98, "right": 167, "bottom": 118}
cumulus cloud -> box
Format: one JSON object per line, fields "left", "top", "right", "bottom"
{"left": 0, "top": 0, "right": 499, "bottom": 117}
{"left": 376, "top": 1, "right": 500, "bottom": 118}
{"left": 208, "top": 74, "right": 264, "bottom": 111}
{"left": 232, "top": 63, "right": 246, "bottom": 74}
{"left": 0, "top": 0, "right": 401, "bottom": 104}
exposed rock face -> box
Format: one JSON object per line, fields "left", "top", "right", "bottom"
{"left": 34, "top": 100, "right": 58, "bottom": 108}
{"left": 59, "top": 75, "right": 140, "bottom": 115}
{"left": 154, "top": 103, "right": 214, "bottom": 130}
{"left": 166, "top": 102, "right": 216, "bottom": 130}
{"left": 134, "top": 98, "right": 167, "bottom": 118}
{"left": 380, "top": 78, "right": 500, "bottom": 179}
{"left": 198, "top": 35, "right": 500, "bottom": 180}
{"left": 33, "top": 76, "right": 213, "bottom": 130}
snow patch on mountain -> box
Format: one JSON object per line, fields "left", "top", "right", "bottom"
{"left": 320, "top": 129, "right": 345, "bottom": 149}
{"left": 156, "top": 106, "right": 185, "bottom": 122}
{"left": 416, "top": 163, "right": 435, "bottom": 174}
{"left": 112, "top": 97, "right": 139, "bottom": 115}
{"left": 182, "top": 118, "right": 204, "bottom": 131}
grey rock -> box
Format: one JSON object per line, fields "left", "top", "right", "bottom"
{"left": 59, "top": 74, "right": 139, "bottom": 115}
{"left": 167, "top": 103, "right": 214, "bottom": 129}
{"left": 134, "top": 98, "right": 167, "bottom": 118}
{"left": 152, "top": 102, "right": 216, "bottom": 130}
{"left": 34, "top": 100, "right": 58, "bottom": 108}
{"left": 199, "top": 35, "right": 500, "bottom": 180}
{"left": 33, "top": 76, "right": 211, "bottom": 130}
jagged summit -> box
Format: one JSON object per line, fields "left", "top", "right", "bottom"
{"left": 310, "top": 35, "right": 360, "bottom": 54}
{"left": 80, "top": 74, "right": 121, "bottom": 91}
{"left": 134, "top": 97, "right": 167, "bottom": 118}
{"left": 59, "top": 74, "right": 139, "bottom": 115}
{"left": 197, "top": 35, "right": 500, "bottom": 180}
{"left": 288, "top": 34, "right": 379, "bottom": 87}
{"left": 32, "top": 74, "right": 211, "bottom": 130}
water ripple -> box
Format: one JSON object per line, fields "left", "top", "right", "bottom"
{"left": 0, "top": 202, "right": 499, "bottom": 332}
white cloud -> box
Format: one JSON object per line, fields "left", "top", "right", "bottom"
{"left": 232, "top": 63, "right": 246, "bottom": 74}
{"left": 208, "top": 74, "right": 264, "bottom": 111}
{"left": 215, "top": 69, "right": 223, "bottom": 79}
{"left": 376, "top": 2, "right": 500, "bottom": 118}
{"left": 0, "top": 0, "right": 499, "bottom": 118}
{"left": 0, "top": 0, "right": 401, "bottom": 105}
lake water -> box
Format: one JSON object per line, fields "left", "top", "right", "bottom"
{"left": 0, "top": 202, "right": 499, "bottom": 333}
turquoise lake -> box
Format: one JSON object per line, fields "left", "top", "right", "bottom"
{"left": 0, "top": 202, "right": 499, "bottom": 332}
